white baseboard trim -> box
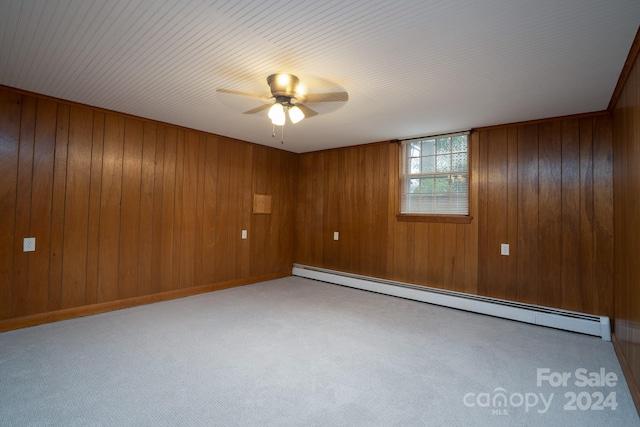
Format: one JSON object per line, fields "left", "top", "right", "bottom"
{"left": 292, "top": 264, "right": 611, "bottom": 341}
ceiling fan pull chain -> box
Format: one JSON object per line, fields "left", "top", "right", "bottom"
{"left": 272, "top": 123, "right": 276, "bottom": 138}
{"left": 281, "top": 124, "right": 285, "bottom": 144}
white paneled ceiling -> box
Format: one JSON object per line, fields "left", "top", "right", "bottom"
{"left": 0, "top": 0, "right": 638, "bottom": 153}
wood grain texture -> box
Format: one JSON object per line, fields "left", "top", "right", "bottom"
{"left": 98, "top": 113, "right": 124, "bottom": 303}
{"left": 537, "top": 121, "right": 562, "bottom": 309}
{"left": 85, "top": 111, "right": 105, "bottom": 306}
{"left": 295, "top": 116, "right": 612, "bottom": 318}
{"left": 0, "top": 94, "right": 22, "bottom": 321}
{"left": 561, "top": 119, "right": 581, "bottom": 312}
{"left": 12, "top": 96, "right": 36, "bottom": 317}
{"left": 137, "top": 122, "right": 157, "bottom": 297}
{"left": 49, "top": 104, "right": 70, "bottom": 311}
{"left": 295, "top": 140, "right": 480, "bottom": 292}
{"left": 516, "top": 124, "right": 539, "bottom": 305}
{"left": 61, "top": 106, "right": 94, "bottom": 309}
{"left": 612, "top": 43, "right": 640, "bottom": 415}
{"left": 28, "top": 99, "right": 57, "bottom": 314}
{"left": 0, "top": 87, "right": 296, "bottom": 328}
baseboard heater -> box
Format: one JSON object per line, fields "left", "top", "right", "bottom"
{"left": 292, "top": 264, "right": 611, "bottom": 341}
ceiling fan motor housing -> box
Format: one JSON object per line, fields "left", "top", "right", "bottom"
{"left": 267, "top": 74, "right": 300, "bottom": 98}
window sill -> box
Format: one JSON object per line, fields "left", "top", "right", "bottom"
{"left": 396, "top": 214, "right": 473, "bottom": 224}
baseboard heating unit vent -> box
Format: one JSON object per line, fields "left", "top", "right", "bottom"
{"left": 292, "top": 264, "right": 611, "bottom": 341}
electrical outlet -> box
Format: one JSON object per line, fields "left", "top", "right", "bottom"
{"left": 333, "top": 231, "right": 339, "bottom": 241}
{"left": 24, "top": 237, "right": 35, "bottom": 252}
{"left": 501, "top": 243, "right": 509, "bottom": 256}
{"left": 241, "top": 230, "right": 247, "bottom": 239}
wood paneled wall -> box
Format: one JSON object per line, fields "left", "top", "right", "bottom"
{"left": 295, "top": 114, "right": 613, "bottom": 317}
{"left": 0, "top": 87, "right": 296, "bottom": 328}
{"left": 296, "top": 139, "right": 480, "bottom": 295}
{"left": 477, "top": 116, "right": 613, "bottom": 316}
{"left": 613, "top": 36, "right": 640, "bottom": 412}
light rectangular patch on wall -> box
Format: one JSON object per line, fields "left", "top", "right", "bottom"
{"left": 253, "top": 194, "right": 272, "bottom": 214}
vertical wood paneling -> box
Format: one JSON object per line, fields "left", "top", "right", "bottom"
{"left": 483, "top": 128, "right": 508, "bottom": 299}
{"left": 361, "top": 145, "right": 374, "bottom": 275}
{"left": 0, "top": 91, "right": 21, "bottom": 320}
{"left": 238, "top": 142, "right": 251, "bottom": 279}
{"left": 373, "top": 144, "right": 388, "bottom": 278}
{"left": 579, "top": 118, "right": 595, "bottom": 313}
{"left": 386, "top": 143, "right": 398, "bottom": 278}
{"left": 265, "top": 147, "right": 280, "bottom": 274}
{"left": 225, "top": 141, "right": 240, "bottom": 279}
{"left": 0, "top": 84, "right": 616, "bottom": 361}
{"left": 294, "top": 114, "right": 611, "bottom": 319}
{"left": 537, "top": 121, "right": 562, "bottom": 309}
{"left": 202, "top": 134, "right": 219, "bottom": 284}
{"left": 561, "top": 119, "right": 581, "bottom": 312}
{"left": 593, "top": 114, "right": 613, "bottom": 317}
{"left": 28, "top": 99, "right": 57, "bottom": 314}
{"left": 61, "top": 106, "right": 93, "bottom": 309}
{"left": 85, "top": 111, "right": 105, "bottom": 306}
{"left": 149, "top": 125, "right": 165, "bottom": 294}
{"left": 0, "top": 86, "right": 296, "bottom": 329}
{"left": 137, "top": 122, "right": 157, "bottom": 296}
{"left": 213, "top": 139, "right": 231, "bottom": 281}
{"left": 427, "top": 224, "right": 444, "bottom": 287}
{"left": 171, "top": 130, "right": 185, "bottom": 289}
{"left": 504, "top": 127, "right": 518, "bottom": 301}
{"left": 413, "top": 223, "right": 427, "bottom": 286}
{"left": 194, "top": 135, "right": 207, "bottom": 284}
{"left": 294, "top": 140, "right": 480, "bottom": 292}
{"left": 442, "top": 223, "right": 457, "bottom": 290}
{"left": 404, "top": 222, "right": 415, "bottom": 284}
{"left": 250, "top": 145, "right": 268, "bottom": 277}
{"left": 12, "top": 96, "right": 36, "bottom": 317}
{"left": 118, "top": 118, "right": 143, "bottom": 300}
{"left": 464, "top": 133, "right": 479, "bottom": 295}
{"left": 516, "top": 124, "right": 538, "bottom": 305}
{"left": 453, "top": 224, "right": 466, "bottom": 292}
{"left": 323, "top": 150, "right": 341, "bottom": 271}
{"left": 295, "top": 152, "right": 324, "bottom": 267}
{"left": 159, "top": 127, "right": 176, "bottom": 292}
{"left": 477, "top": 131, "right": 489, "bottom": 296}
{"left": 179, "top": 131, "right": 199, "bottom": 288}
{"left": 613, "top": 44, "right": 640, "bottom": 407}
{"left": 97, "top": 113, "right": 123, "bottom": 303}
{"left": 339, "top": 148, "right": 353, "bottom": 273}
{"left": 49, "top": 104, "right": 69, "bottom": 311}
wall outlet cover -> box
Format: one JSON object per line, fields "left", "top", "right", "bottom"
{"left": 24, "top": 237, "right": 36, "bottom": 252}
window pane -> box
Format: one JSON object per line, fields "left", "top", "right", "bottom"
{"left": 421, "top": 156, "right": 435, "bottom": 173}
{"left": 436, "top": 137, "right": 451, "bottom": 154}
{"left": 421, "top": 177, "right": 434, "bottom": 193}
{"left": 452, "top": 136, "right": 467, "bottom": 152}
{"left": 410, "top": 141, "right": 421, "bottom": 157}
{"left": 400, "top": 133, "right": 469, "bottom": 215}
{"left": 452, "top": 152, "right": 467, "bottom": 171}
{"left": 410, "top": 157, "right": 420, "bottom": 173}
{"left": 435, "top": 176, "right": 450, "bottom": 193}
{"left": 436, "top": 154, "right": 451, "bottom": 172}
{"left": 422, "top": 139, "right": 435, "bottom": 156}
{"left": 409, "top": 178, "right": 419, "bottom": 193}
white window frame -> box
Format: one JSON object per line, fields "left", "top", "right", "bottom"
{"left": 399, "top": 131, "right": 471, "bottom": 222}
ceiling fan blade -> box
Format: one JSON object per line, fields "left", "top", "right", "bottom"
{"left": 217, "top": 88, "right": 270, "bottom": 100}
{"left": 243, "top": 104, "right": 272, "bottom": 114}
{"left": 295, "top": 103, "right": 318, "bottom": 118}
{"left": 303, "top": 91, "right": 349, "bottom": 103}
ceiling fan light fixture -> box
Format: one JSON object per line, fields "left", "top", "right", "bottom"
{"left": 268, "top": 102, "right": 285, "bottom": 125}
{"left": 288, "top": 105, "right": 305, "bottom": 124}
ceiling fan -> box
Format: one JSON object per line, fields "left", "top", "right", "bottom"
{"left": 216, "top": 73, "right": 348, "bottom": 126}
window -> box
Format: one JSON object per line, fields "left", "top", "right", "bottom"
{"left": 400, "top": 132, "right": 469, "bottom": 218}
